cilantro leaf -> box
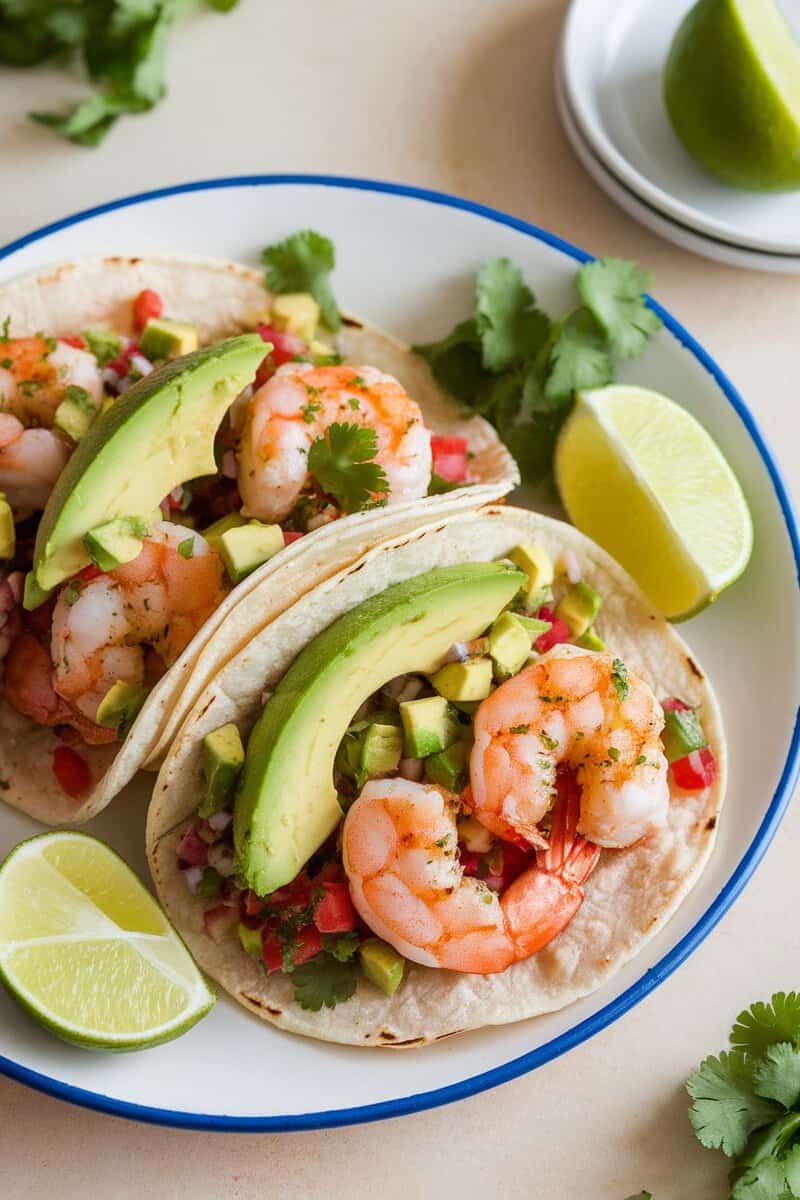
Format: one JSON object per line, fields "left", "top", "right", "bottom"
{"left": 292, "top": 954, "right": 358, "bottom": 1011}
{"left": 611, "top": 658, "right": 629, "bottom": 701}
{"left": 577, "top": 258, "right": 661, "bottom": 361}
{"left": 322, "top": 931, "right": 360, "bottom": 962}
{"left": 732, "top": 995, "right": 800, "bottom": 1059}
{"left": 307, "top": 422, "right": 389, "bottom": 513}
{"left": 545, "top": 309, "right": 612, "bottom": 403}
{"left": 752, "top": 1043, "right": 800, "bottom": 1109}
{"left": 262, "top": 230, "right": 340, "bottom": 330}
{"left": 475, "top": 258, "right": 550, "bottom": 373}
{"left": 492, "top": 366, "right": 570, "bottom": 486}
{"left": 687, "top": 1052, "right": 781, "bottom": 1157}
{"left": 730, "top": 1156, "right": 790, "bottom": 1200}
{"left": 427, "top": 472, "right": 460, "bottom": 496}
{"left": 414, "top": 319, "right": 495, "bottom": 410}
{"left": 783, "top": 1144, "right": 800, "bottom": 1194}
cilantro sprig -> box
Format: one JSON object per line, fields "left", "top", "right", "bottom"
{"left": 262, "top": 230, "right": 341, "bottom": 330}
{"left": 414, "top": 256, "right": 660, "bottom": 484}
{"left": 687, "top": 993, "right": 800, "bottom": 1197}
{"left": 1, "top": 1, "right": 240, "bottom": 146}
{"left": 292, "top": 954, "right": 358, "bottom": 1012}
{"left": 308, "top": 422, "right": 389, "bottom": 514}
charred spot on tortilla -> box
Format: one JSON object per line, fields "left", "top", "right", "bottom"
{"left": 341, "top": 314, "right": 364, "bottom": 329}
{"left": 391, "top": 1037, "right": 426, "bottom": 1047}
{"left": 379, "top": 1030, "right": 397, "bottom": 1041}
{"left": 706, "top": 815, "right": 717, "bottom": 831}
{"left": 687, "top": 655, "right": 704, "bottom": 680}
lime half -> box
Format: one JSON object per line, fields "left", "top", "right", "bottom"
{"left": 0, "top": 832, "right": 214, "bottom": 1050}
{"left": 664, "top": 0, "right": 800, "bottom": 191}
{"left": 554, "top": 385, "right": 753, "bottom": 620}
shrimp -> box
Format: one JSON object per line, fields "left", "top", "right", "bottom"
{"left": 0, "top": 413, "right": 71, "bottom": 511}
{"left": 236, "top": 362, "right": 433, "bottom": 522}
{"left": 4, "top": 632, "right": 116, "bottom": 745}
{"left": 469, "top": 648, "right": 669, "bottom": 849}
{"left": 0, "top": 337, "right": 103, "bottom": 511}
{"left": 50, "top": 522, "right": 225, "bottom": 726}
{"left": 342, "top": 774, "right": 600, "bottom": 974}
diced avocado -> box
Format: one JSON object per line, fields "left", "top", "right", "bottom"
{"left": 199, "top": 722, "right": 245, "bottom": 817}
{"left": 489, "top": 611, "right": 533, "bottom": 680}
{"left": 83, "top": 327, "right": 123, "bottom": 366}
{"left": 271, "top": 293, "right": 320, "bottom": 341}
{"left": 140, "top": 318, "right": 199, "bottom": 360}
{"left": 358, "top": 937, "right": 405, "bottom": 997}
{"left": 425, "top": 738, "right": 471, "bottom": 792}
{"left": 195, "top": 867, "right": 223, "bottom": 898}
{"left": 54, "top": 385, "right": 98, "bottom": 443}
{"left": 361, "top": 723, "right": 403, "bottom": 778}
{"left": 83, "top": 515, "right": 150, "bottom": 572}
{"left": 556, "top": 580, "right": 602, "bottom": 637}
{"left": 238, "top": 922, "right": 262, "bottom": 958}
{"left": 23, "top": 571, "right": 48, "bottom": 610}
{"left": 95, "top": 679, "right": 150, "bottom": 738}
{"left": 202, "top": 510, "right": 247, "bottom": 552}
{"left": 29, "top": 334, "right": 268, "bottom": 605}
{"left": 508, "top": 544, "right": 554, "bottom": 604}
{"left": 430, "top": 657, "right": 494, "bottom": 702}
{"left": 218, "top": 521, "right": 284, "bottom": 584}
{"left": 235, "top": 562, "right": 523, "bottom": 895}
{"left": 576, "top": 626, "right": 605, "bottom": 652}
{"left": 661, "top": 706, "right": 707, "bottom": 764}
{"left": 513, "top": 613, "right": 552, "bottom": 637}
{"left": 399, "top": 695, "right": 460, "bottom": 758}
{"left": 0, "top": 493, "right": 14, "bottom": 559}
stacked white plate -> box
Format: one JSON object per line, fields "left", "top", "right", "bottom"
{"left": 558, "top": 0, "right": 800, "bottom": 273}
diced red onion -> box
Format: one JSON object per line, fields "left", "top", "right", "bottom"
{"left": 182, "top": 865, "right": 204, "bottom": 894}
{"left": 101, "top": 367, "right": 121, "bottom": 388}
{"left": 444, "top": 641, "right": 471, "bottom": 664}
{"left": 208, "top": 843, "right": 237, "bottom": 877}
{"left": 117, "top": 375, "right": 136, "bottom": 393}
{"left": 129, "top": 353, "right": 154, "bottom": 377}
{"left": 207, "top": 809, "right": 233, "bottom": 832}
{"left": 221, "top": 449, "right": 238, "bottom": 479}
{"left": 7, "top": 572, "right": 23, "bottom": 604}
{"left": 160, "top": 498, "right": 171, "bottom": 519}
{"left": 383, "top": 675, "right": 425, "bottom": 704}
{"left": 558, "top": 549, "right": 582, "bottom": 585}
{"left": 399, "top": 757, "right": 424, "bottom": 781}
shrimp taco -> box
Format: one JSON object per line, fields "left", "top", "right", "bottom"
{"left": 0, "top": 249, "right": 517, "bottom": 824}
{"left": 147, "top": 505, "right": 725, "bottom": 1047}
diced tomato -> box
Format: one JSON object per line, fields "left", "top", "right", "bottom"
{"left": 132, "top": 289, "right": 163, "bottom": 332}
{"left": 313, "top": 860, "right": 345, "bottom": 884}
{"left": 671, "top": 747, "right": 717, "bottom": 791}
{"left": 176, "top": 825, "right": 209, "bottom": 867}
{"left": 261, "top": 931, "right": 284, "bottom": 973}
{"left": 203, "top": 903, "right": 238, "bottom": 943}
{"left": 485, "top": 841, "right": 531, "bottom": 893}
{"left": 56, "top": 725, "right": 80, "bottom": 745}
{"left": 241, "top": 889, "right": 265, "bottom": 918}
{"left": 51, "top": 746, "right": 91, "bottom": 798}
{"left": 662, "top": 697, "right": 690, "bottom": 712}
{"left": 431, "top": 434, "right": 468, "bottom": 483}
{"left": 254, "top": 324, "right": 308, "bottom": 388}
{"left": 106, "top": 343, "right": 137, "bottom": 378}
{"left": 24, "top": 594, "right": 56, "bottom": 636}
{"left": 459, "top": 850, "right": 480, "bottom": 876}
{"left": 60, "top": 334, "right": 87, "bottom": 350}
{"left": 534, "top": 617, "right": 571, "bottom": 653}
{"left": 292, "top": 924, "right": 323, "bottom": 965}
{"left": 78, "top": 564, "right": 103, "bottom": 583}
{"left": 269, "top": 870, "right": 313, "bottom": 910}
{"left": 313, "top": 882, "right": 355, "bottom": 933}
{"left": 283, "top": 530, "right": 305, "bottom": 545}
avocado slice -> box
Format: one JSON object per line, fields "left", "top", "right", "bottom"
{"left": 234, "top": 562, "right": 523, "bottom": 896}
{"left": 0, "top": 493, "right": 15, "bottom": 559}
{"left": 140, "top": 318, "right": 199, "bottom": 360}
{"left": 29, "top": 334, "right": 268, "bottom": 605}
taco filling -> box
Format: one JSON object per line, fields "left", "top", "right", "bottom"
{"left": 174, "top": 542, "right": 718, "bottom": 1014}
{"left": 0, "top": 247, "right": 500, "bottom": 807}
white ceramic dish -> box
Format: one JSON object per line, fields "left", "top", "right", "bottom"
{"left": 0, "top": 177, "right": 798, "bottom": 1131}
{"left": 556, "top": 60, "right": 800, "bottom": 274}
{"left": 561, "top": 0, "right": 800, "bottom": 256}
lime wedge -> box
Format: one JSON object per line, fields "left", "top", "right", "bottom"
{"left": 664, "top": 0, "right": 800, "bottom": 191}
{"left": 554, "top": 385, "right": 753, "bottom": 620}
{"left": 0, "top": 832, "right": 214, "bottom": 1049}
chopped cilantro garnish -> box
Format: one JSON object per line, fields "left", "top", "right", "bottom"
{"left": 292, "top": 954, "right": 358, "bottom": 1012}
{"left": 427, "top": 472, "right": 459, "bottom": 496}
{"left": 18, "top": 380, "right": 42, "bottom": 396}
{"left": 322, "top": 931, "right": 360, "bottom": 962}
{"left": 510, "top": 723, "right": 531, "bottom": 735}
{"left": 611, "top": 658, "right": 628, "bottom": 700}
{"left": 635, "top": 754, "right": 646, "bottom": 766}
{"left": 301, "top": 399, "right": 322, "bottom": 423}
{"left": 177, "top": 537, "right": 195, "bottom": 559}
{"left": 539, "top": 731, "right": 558, "bottom": 750}
{"left": 64, "top": 384, "right": 95, "bottom": 413}
{"left": 307, "top": 422, "right": 389, "bottom": 513}
{"left": 262, "top": 230, "right": 340, "bottom": 330}
{"left": 0, "top": 317, "right": 9, "bottom": 342}
{"left": 83, "top": 328, "right": 122, "bottom": 366}
{"left": 351, "top": 375, "right": 365, "bottom": 387}
{"left": 64, "top": 580, "right": 82, "bottom": 606}
{"left": 414, "top": 256, "right": 659, "bottom": 484}
{"left": 608, "top": 746, "right": 620, "bottom": 761}
{"left": 0, "top": 358, "right": 10, "bottom": 369}
{"left": 347, "top": 396, "right": 360, "bottom": 410}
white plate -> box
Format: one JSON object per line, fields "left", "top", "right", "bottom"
{"left": 562, "top": 0, "right": 800, "bottom": 256}
{"left": 0, "top": 177, "right": 798, "bottom": 1131}
{"left": 556, "top": 60, "right": 800, "bottom": 274}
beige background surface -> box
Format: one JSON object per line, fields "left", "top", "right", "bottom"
{"left": 0, "top": 2, "right": 798, "bottom": 1197}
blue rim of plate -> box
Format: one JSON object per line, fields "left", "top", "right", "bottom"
{"left": 0, "top": 175, "right": 798, "bottom": 1133}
